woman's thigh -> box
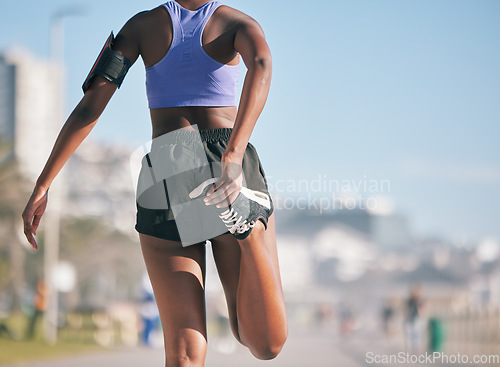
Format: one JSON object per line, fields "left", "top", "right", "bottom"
{"left": 209, "top": 214, "right": 282, "bottom": 338}
{"left": 139, "top": 233, "right": 207, "bottom": 364}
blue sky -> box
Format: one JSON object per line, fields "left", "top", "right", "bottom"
{"left": 1, "top": 0, "right": 499, "bottom": 242}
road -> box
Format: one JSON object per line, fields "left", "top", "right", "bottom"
{"left": 4, "top": 329, "right": 492, "bottom": 367}
{"left": 1, "top": 330, "right": 360, "bottom": 367}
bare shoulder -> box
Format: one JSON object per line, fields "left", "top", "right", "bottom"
{"left": 215, "top": 5, "right": 264, "bottom": 32}
{"left": 121, "top": 6, "right": 165, "bottom": 32}
{"left": 114, "top": 6, "right": 171, "bottom": 61}
{"left": 216, "top": 5, "right": 270, "bottom": 62}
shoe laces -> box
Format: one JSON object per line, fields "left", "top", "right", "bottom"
{"left": 219, "top": 207, "right": 256, "bottom": 234}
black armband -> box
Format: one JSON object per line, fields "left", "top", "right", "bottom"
{"left": 82, "top": 32, "right": 131, "bottom": 93}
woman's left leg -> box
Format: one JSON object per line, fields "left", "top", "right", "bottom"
{"left": 139, "top": 234, "right": 208, "bottom": 367}
{"left": 210, "top": 214, "right": 288, "bottom": 360}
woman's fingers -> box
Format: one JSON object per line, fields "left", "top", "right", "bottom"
{"left": 212, "top": 188, "right": 239, "bottom": 208}
{"left": 22, "top": 212, "right": 38, "bottom": 250}
{"left": 26, "top": 231, "right": 37, "bottom": 250}
{"left": 205, "top": 179, "right": 224, "bottom": 197}
{"left": 204, "top": 179, "right": 240, "bottom": 207}
{"left": 221, "top": 191, "right": 240, "bottom": 208}
{"left": 203, "top": 160, "right": 243, "bottom": 207}
{"left": 22, "top": 189, "right": 48, "bottom": 250}
{"left": 204, "top": 181, "right": 232, "bottom": 206}
{"left": 32, "top": 215, "right": 42, "bottom": 234}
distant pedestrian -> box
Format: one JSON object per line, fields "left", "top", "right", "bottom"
{"left": 381, "top": 298, "right": 396, "bottom": 339}
{"left": 339, "top": 304, "right": 354, "bottom": 337}
{"left": 139, "top": 273, "right": 160, "bottom": 347}
{"left": 404, "top": 285, "right": 425, "bottom": 352}
{"left": 26, "top": 279, "right": 48, "bottom": 339}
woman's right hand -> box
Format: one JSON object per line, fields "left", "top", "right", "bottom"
{"left": 22, "top": 186, "right": 49, "bottom": 250}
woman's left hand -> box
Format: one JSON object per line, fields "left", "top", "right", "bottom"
{"left": 22, "top": 186, "right": 49, "bottom": 250}
{"left": 204, "top": 153, "right": 243, "bottom": 208}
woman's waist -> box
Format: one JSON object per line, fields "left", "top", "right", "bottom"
{"left": 150, "top": 106, "right": 236, "bottom": 139}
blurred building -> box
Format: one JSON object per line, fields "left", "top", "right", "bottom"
{"left": 277, "top": 207, "right": 413, "bottom": 249}
{"left": 0, "top": 49, "right": 63, "bottom": 181}
{"left": 65, "top": 140, "right": 137, "bottom": 237}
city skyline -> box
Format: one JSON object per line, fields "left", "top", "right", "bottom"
{"left": 0, "top": 0, "right": 499, "bottom": 242}
{"left": 0, "top": 49, "right": 63, "bottom": 181}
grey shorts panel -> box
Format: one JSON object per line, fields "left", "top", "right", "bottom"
{"left": 135, "top": 128, "right": 273, "bottom": 245}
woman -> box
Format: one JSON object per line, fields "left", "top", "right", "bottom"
{"left": 22, "top": 0, "right": 287, "bottom": 365}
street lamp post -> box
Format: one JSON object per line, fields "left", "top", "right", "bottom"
{"left": 43, "top": 7, "right": 83, "bottom": 345}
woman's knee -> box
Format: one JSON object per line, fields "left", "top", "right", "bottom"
{"left": 166, "top": 354, "right": 205, "bottom": 367}
{"left": 245, "top": 330, "right": 288, "bottom": 360}
{"left": 165, "top": 331, "right": 207, "bottom": 367}
{"left": 248, "top": 337, "right": 287, "bottom": 360}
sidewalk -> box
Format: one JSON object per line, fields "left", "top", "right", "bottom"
{"left": 0, "top": 330, "right": 361, "bottom": 367}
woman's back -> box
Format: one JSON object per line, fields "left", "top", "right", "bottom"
{"left": 119, "top": 0, "right": 247, "bottom": 137}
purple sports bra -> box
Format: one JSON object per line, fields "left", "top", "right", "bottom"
{"left": 146, "top": 1, "right": 240, "bottom": 109}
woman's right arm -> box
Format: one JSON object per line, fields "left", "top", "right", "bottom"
{"left": 22, "top": 15, "right": 142, "bottom": 249}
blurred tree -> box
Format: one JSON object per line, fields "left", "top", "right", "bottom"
{"left": 1, "top": 139, "right": 144, "bottom": 315}
{"left": 0, "top": 139, "right": 32, "bottom": 311}
{"left": 58, "top": 217, "right": 144, "bottom": 311}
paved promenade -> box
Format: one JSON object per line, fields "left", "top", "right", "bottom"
{"left": 4, "top": 329, "right": 492, "bottom": 367}
{"left": 1, "top": 330, "right": 361, "bottom": 367}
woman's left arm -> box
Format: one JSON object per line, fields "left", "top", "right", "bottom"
{"left": 204, "top": 17, "right": 272, "bottom": 207}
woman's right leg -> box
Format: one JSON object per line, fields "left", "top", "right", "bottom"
{"left": 139, "top": 233, "right": 207, "bottom": 367}
{"left": 210, "top": 214, "right": 287, "bottom": 360}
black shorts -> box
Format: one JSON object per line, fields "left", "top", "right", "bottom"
{"left": 135, "top": 128, "right": 273, "bottom": 245}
